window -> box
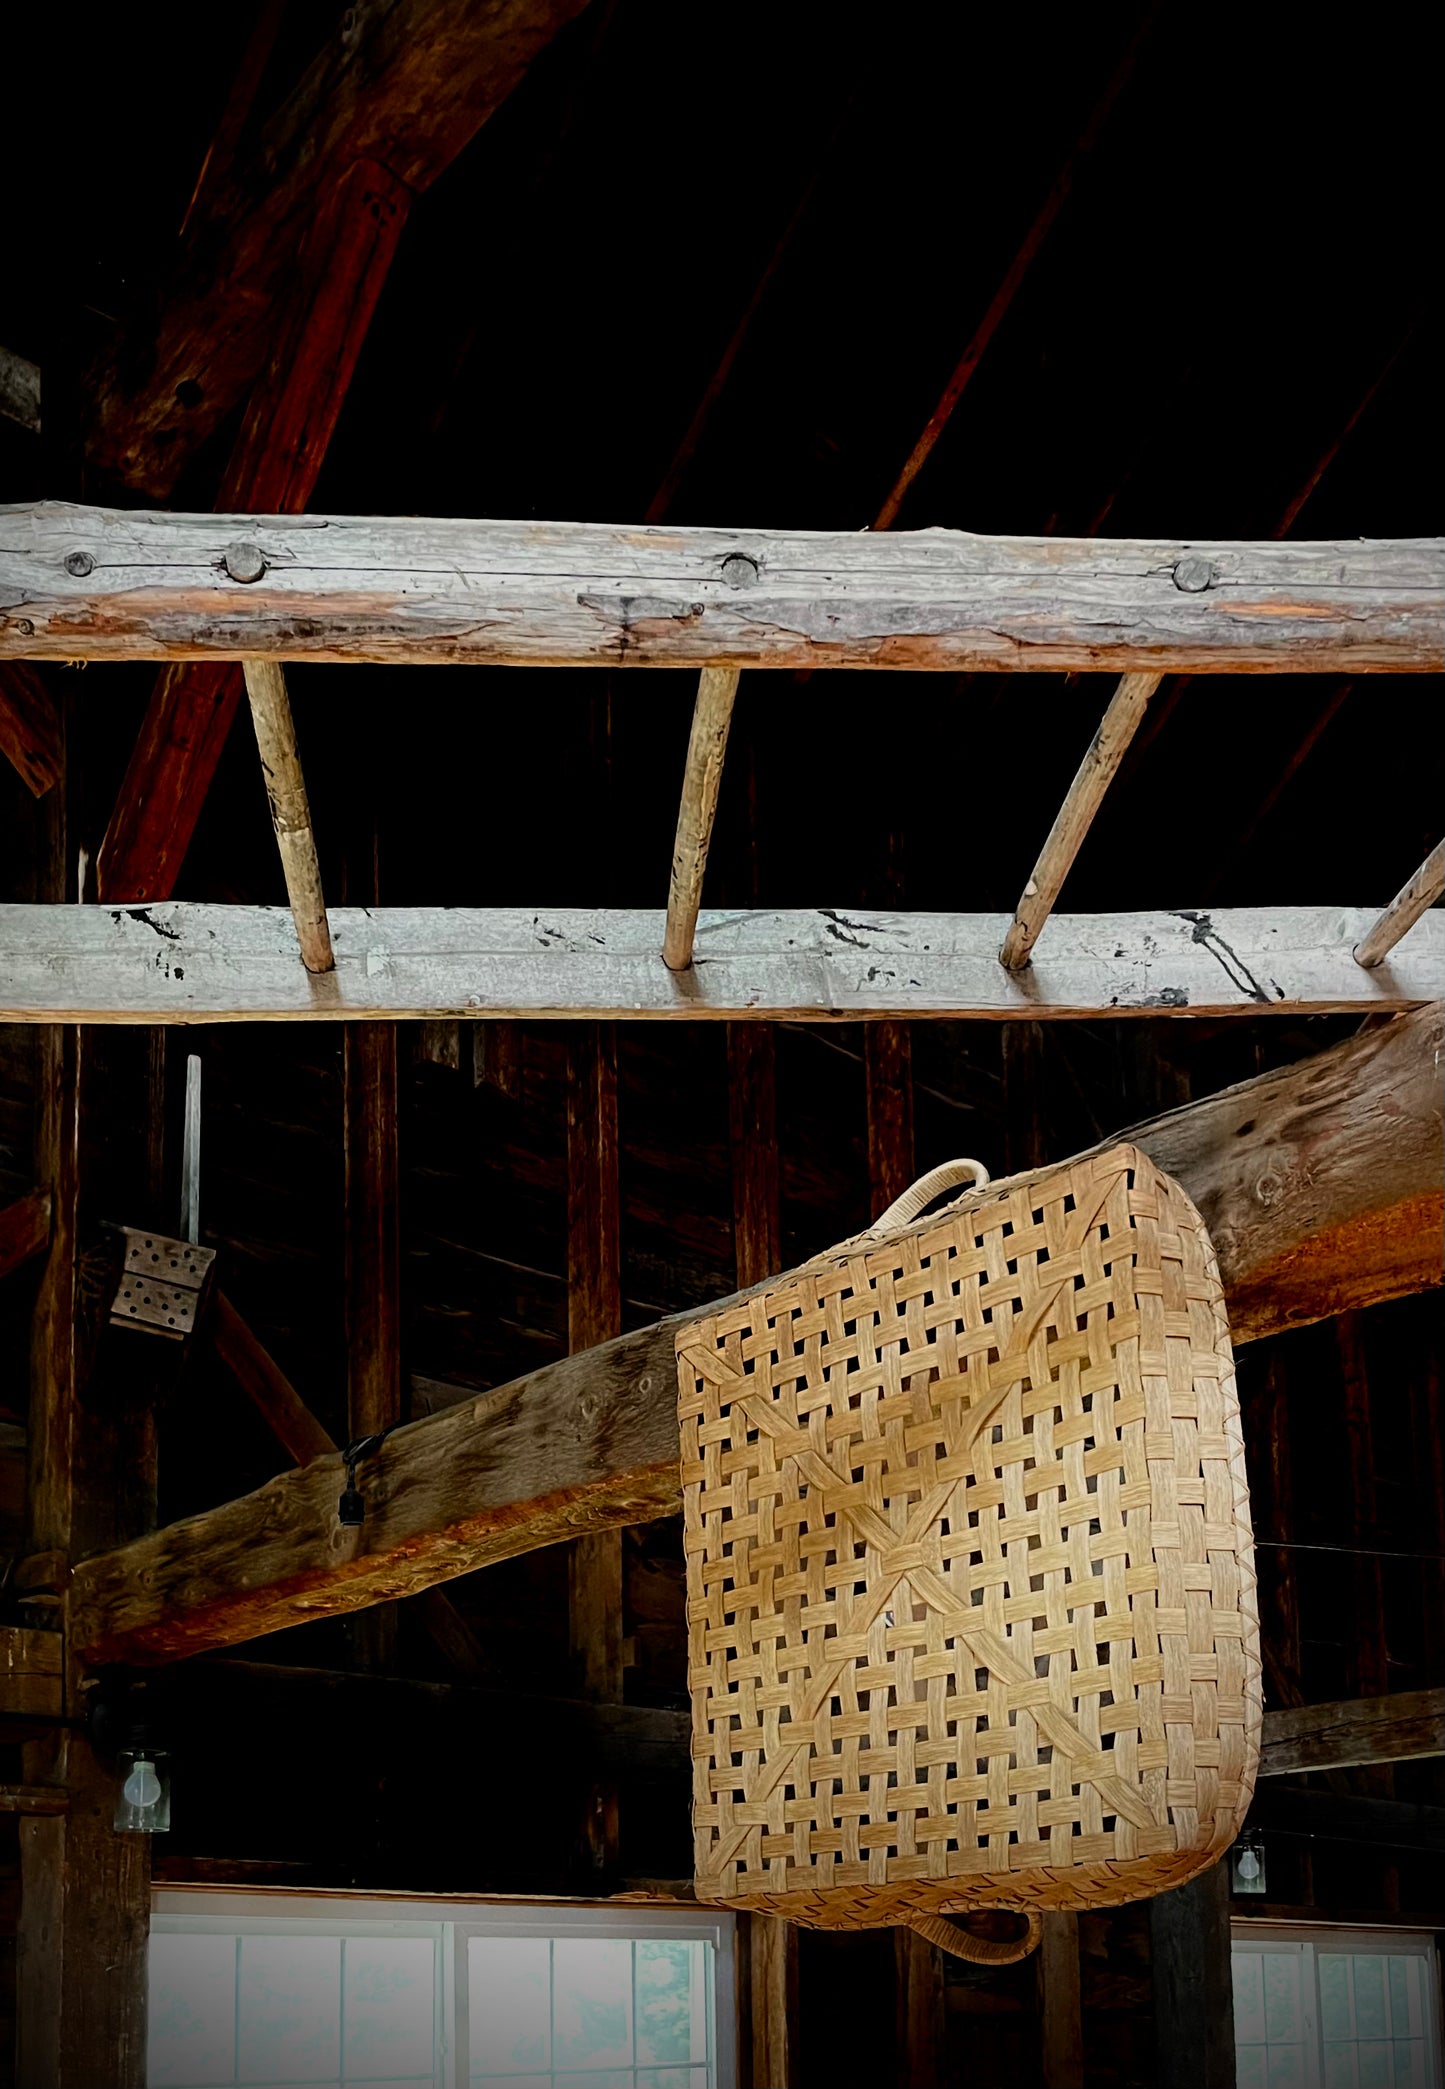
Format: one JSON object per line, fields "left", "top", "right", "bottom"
{"left": 149, "top": 1892, "right": 736, "bottom": 2089}
{"left": 1232, "top": 1924, "right": 1440, "bottom": 2089}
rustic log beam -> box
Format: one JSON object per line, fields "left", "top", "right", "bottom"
{"left": 242, "top": 660, "right": 334, "bottom": 972}
{"left": 3, "top": 505, "right": 1440, "bottom": 673}
{"left": 663, "top": 668, "right": 740, "bottom": 970}
{"left": 0, "top": 905, "right": 1439, "bottom": 1024}
{"left": 0, "top": 1189, "right": 51, "bottom": 1283}
{"left": 67, "top": 1005, "right": 1443, "bottom": 1669}
{"left": 999, "top": 672, "right": 1159, "bottom": 970}
{"left": 1257, "top": 1689, "right": 1444, "bottom": 1777}
{"left": 1354, "top": 840, "right": 1445, "bottom": 968}
{"left": 86, "top": 0, "right": 592, "bottom": 499}
{"left": 0, "top": 663, "right": 61, "bottom": 797}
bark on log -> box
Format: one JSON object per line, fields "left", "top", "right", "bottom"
{"left": 67, "top": 1007, "right": 1443, "bottom": 1668}
{"left": 2, "top": 504, "right": 1440, "bottom": 673}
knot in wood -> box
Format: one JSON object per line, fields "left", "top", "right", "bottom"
{"left": 1172, "top": 555, "right": 1216, "bottom": 594}
{"left": 721, "top": 553, "right": 760, "bottom": 589}
{"left": 224, "top": 542, "right": 267, "bottom": 585}
{"left": 64, "top": 551, "right": 94, "bottom": 578}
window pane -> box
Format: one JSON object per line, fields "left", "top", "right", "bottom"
{"left": 1235, "top": 1953, "right": 1268, "bottom": 2045}
{"left": 551, "top": 1937, "right": 633, "bottom": 2070}
{"left": 1267, "top": 2046, "right": 1308, "bottom": 2089}
{"left": 638, "top": 2070, "right": 711, "bottom": 2089}
{"left": 469, "top": 1936, "right": 551, "bottom": 2078}
{"left": 1320, "top": 1955, "right": 1353, "bottom": 2040}
{"left": 149, "top": 1932, "right": 237, "bottom": 2087}
{"left": 1237, "top": 2047, "right": 1269, "bottom": 2089}
{"left": 1323, "top": 2047, "right": 1356, "bottom": 2089}
{"left": 1354, "top": 1958, "right": 1388, "bottom": 2040}
{"left": 1264, "top": 1952, "right": 1304, "bottom": 2043}
{"left": 343, "top": 1937, "right": 436, "bottom": 2082}
{"left": 239, "top": 1934, "right": 342, "bottom": 2084}
{"left": 636, "top": 1939, "right": 708, "bottom": 2067}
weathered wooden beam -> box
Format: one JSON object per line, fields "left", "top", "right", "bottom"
{"left": 2, "top": 905, "right": 1440, "bottom": 1024}
{"left": 0, "top": 1787, "right": 68, "bottom": 1817}
{"left": 67, "top": 1005, "right": 1443, "bottom": 1669}
{"left": 3, "top": 505, "right": 1440, "bottom": 673}
{"left": 1037, "top": 1912, "right": 1084, "bottom": 2089}
{"left": 1257, "top": 1689, "right": 1444, "bottom": 1777}
{"left": 0, "top": 663, "right": 61, "bottom": 797}
{"left": 1000, "top": 671, "right": 1159, "bottom": 969}
{"left": 0, "top": 1628, "right": 62, "bottom": 1722}
{"left": 1149, "top": 1862, "right": 1235, "bottom": 2089}
{"left": 0, "top": 1189, "right": 51, "bottom": 1283}
{"left": 1354, "top": 840, "right": 1445, "bottom": 968}
{"left": 1125, "top": 1000, "right": 1442, "bottom": 1345}
{"left": 243, "top": 660, "right": 334, "bottom": 972}
{"left": 85, "top": 0, "right": 592, "bottom": 499}
{"left": 663, "top": 668, "right": 740, "bottom": 970}
{"left": 210, "top": 1291, "right": 335, "bottom": 1468}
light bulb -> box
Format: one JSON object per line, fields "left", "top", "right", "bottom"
{"left": 122, "top": 1757, "right": 162, "bottom": 1811}
{"left": 1237, "top": 1847, "right": 1259, "bottom": 1880}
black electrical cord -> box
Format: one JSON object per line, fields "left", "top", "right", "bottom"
{"left": 337, "top": 1429, "right": 396, "bottom": 1527}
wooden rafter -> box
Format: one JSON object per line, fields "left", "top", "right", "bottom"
{"left": 1257, "top": 1689, "right": 1444, "bottom": 1778}
{"left": 242, "top": 660, "right": 334, "bottom": 972}
{"left": 1354, "top": 840, "right": 1445, "bottom": 968}
{"left": 4, "top": 506, "right": 1440, "bottom": 674}
{"left": 0, "top": 1189, "right": 51, "bottom": 1284}
{"left": 662, "top": 667, "right": 739, "bottom": 970}
{"left": 0, "top": 662, "right": 61, "bottom": 798}
{"left": 1, "top": 904, "right": 1439, "bottom": 1023}
{"left": 66, "top": 1003, "right": 1444, "bottom": 1668}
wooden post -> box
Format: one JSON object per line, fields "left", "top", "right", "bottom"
{"left": 1354, "top": 840, "right": 1445, "bottom": 968}
{"left": 18, "top": 725, "right": 156, "bottom": 2088}
{"left": 894, "top": 1925, "right": 945, "bottom": 2089}
{"left": 1149, "top": 1860, "right": 1236, "bottom": 2089}
{"left": 728, "top": 1022, "right": 798, "bottom": 2085}
{"left": 1038, "top": 1911, "right": 1085, "bottom": 2089}
{"left": 344, "top": 1021, "right": 401, "bottom": 1670}
{"left": 242, "top": 659, "right": 334, "bottom": 973}
{"left": 663, "top": 667, "right": 740, "bottom": 971}
{"left": 566, "top": 1023, "right": 624, "bottom": 1881}
{"left": 865, "top": 1023, "right": 915, "bottom": 1218}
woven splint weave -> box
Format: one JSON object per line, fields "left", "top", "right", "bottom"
{"left": 678, "top": 1143, "right": 1260, "bottom": 1936}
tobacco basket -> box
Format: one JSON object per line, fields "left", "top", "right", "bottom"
{"left": 678, "top": 1144, "right": 1260, "bottom": 1963}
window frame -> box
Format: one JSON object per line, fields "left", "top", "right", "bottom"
{"left": 1230, "top": 1918, "right": 1442, "bottom": 2089}
{"left": 150, "top": 1888, "right": 738, "bottom": 2089}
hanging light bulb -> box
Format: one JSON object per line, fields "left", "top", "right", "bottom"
{"left": 114, "top": 1746, "right": 171, "bottom": 1834}
{"left": 1230, "top": 1834, "right": 1266, "bottom": 1896}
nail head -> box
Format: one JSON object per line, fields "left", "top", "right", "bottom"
{"left": 721, "top": 553, "right": 759, "bottom": 589}
{"left": 65, "top": 551, "right": 94, "bottom": 578}
{"left": 1173, "top": 555, "right": 1215, "bottom": 594}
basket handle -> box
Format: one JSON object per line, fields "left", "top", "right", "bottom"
{"left": 867, "top": 1158, "right": 990, "bottom": 1235}
{"left": 905, "top": 1908, "right": 1043, "bottom": 1965}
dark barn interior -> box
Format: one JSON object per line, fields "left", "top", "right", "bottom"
{"left": 0, "top": 2, "right": 1441, "bottom": 2084}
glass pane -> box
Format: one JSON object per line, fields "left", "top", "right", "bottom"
{"left": 343, "top": 1937, "right": 436, "bottom": 2082}
{"left": 1358, "top": 2043, "right": 1393, "bottom": 2089}
{"left": 636, "top": 1939, "right": 707, "bottom": 2067}
{"left": 1264, "top": 1952, "right": 1304, "bottom": 2043}
{"left": 469, "top": 1935, "right": 551, "bottom": 2077}
{"left": 1234, "top": 1954, "right": 1268, "bottom": 2044}
{"left": 149, "top": 1932, "right": 237, "bottom": 2087}
{"left": 1395, "top": 2041, "right": 1426, "bottom": 2089}
{"left": 1267, "top": 2045, "right": 1307, "bottom": 2089}
{"left": 1387, "top": 1958, "right": 1416, "bottom": 2040}
{"left": 1237, "top": 2049, "right": 1269, "bottom": 2089}
{"left": 551, "top": 1937, "right": 633, "bottom": 2071}
{"left": 1320, "top": 1955, "right": 1353, "bottom": 2040}
{"left": 239, "top": 1934, "right": 342, "bottom": 2084}
{"left": 1354, "top": 1958, "right": 1388, "bottom": 2040}
{"left": 638, "top": 2071, "right": 710, "bottom": 2089}
{"left": 1324, "top": 2045, "right": 1357, "bottom": 2089}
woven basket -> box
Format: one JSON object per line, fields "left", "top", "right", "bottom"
{"left": 678, "top": 1144, "right": 1260, "bottom": 1963}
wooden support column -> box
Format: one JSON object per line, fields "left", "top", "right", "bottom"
{"left": 1354, "top": 840, "right": 1445, "bottom": 967}
{"left": 18, "top": 721, "right": 157, "bottom": 2088}
{"left": 663, "top": 667, "right": 740, "bottom": 971}
{"left": 1149, "top": 1860, "right": 1236, "bottom": 2089}
{"left": 242, "top": 660, "right": 334, "bottom": 972}
{"left": 727, "top": 1021, "right": 797, "bottom": 2085}
{"left": 1038, "top": 1911, "right": 1085, "bottom": 2089}
{"left": 865, "top": 1023, "right": 915, "bottom": 1217}
{"left": 894, "top": 1925, "right": 945, "bottom": 2089}
{"left": 566, "top": 1023, "right": 623, "bottom": 1882}
{"left": 344, "top": 1021, "right": 401, "bottom": 1670}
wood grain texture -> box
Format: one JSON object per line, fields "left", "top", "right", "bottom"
{"left": 0, "top": 661, "right": 61, "bottom": 796}
{"left": 664, "top": 667, "right": 739, "bottom": 970}
{"left": 0, "top": 904, "right": 1439, "bottom": 1023}
{"left": 243, "top": 660, "right": 334, "bottom": 971}
{"left": 85, "top": 0, "right": 592, "bottom": 497}
{"left": 1000, "top": 671, "right": 1160, "bottom": 969}
{"left": 3, "top": 504, "right": 1440, "bottom": 672}
{"left": 1120, "top": 1000, "right": 1443, "bottom": 1344}
{"left": 0, "top": 1627, "right": 62, "bottom": 1720}
{"left": 1257, "top": 1688, "right": 1444, "bottom": 1776}
{"left": 94, "top": 159, "right": 410, "bottom": 906}
{"left": 728, "top": 1025, "right": 781, "bottom": 1286}
{"left": 67, "top": 1008, "right": 1441, "bottom": 1668}
{"left": 0, "top": 1187, "right": 51, "bottom": 1282}
{"left": 210, "top": 1291, "right": 335, "bottom": 1467}
{"left": 1354, "top": 839, "right": 1445, "bottom": 967}
{"left": 1148, "top": 1861, "right": 1235, "bottom": 2089}
{"left": 894, "top": 1920, "right": 945, "bottom": 2088}
{"left": 747, "top": 1913, "right": 797, "bottom": 2089}
{"left": 1038, "top": 1911, "right": 1084, "bottom": 2089}
{"left": 345, "top": 1021, "right": 401, "bottom": 1670}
